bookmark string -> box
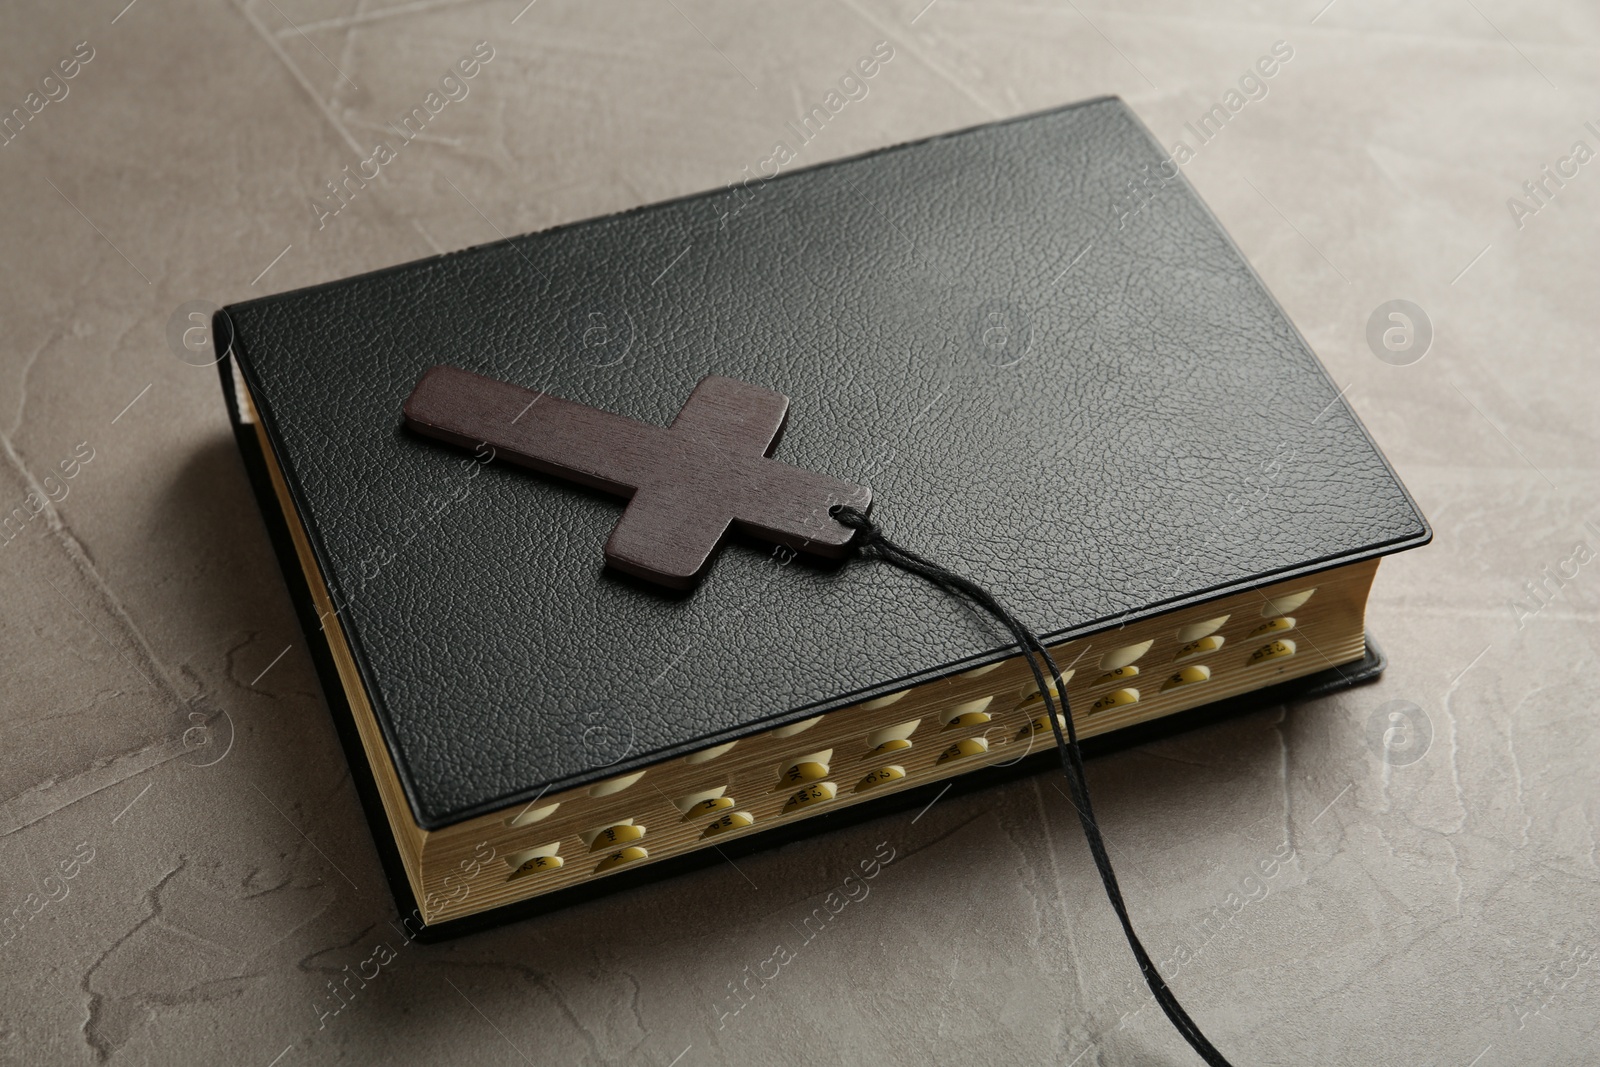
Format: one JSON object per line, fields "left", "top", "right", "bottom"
{"left": 831, "top": 505, "right": 1236, "bottom": 1067}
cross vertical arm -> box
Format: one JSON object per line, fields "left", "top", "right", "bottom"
{"left": 403, "top": 365, "right": 663, "bottom": 495}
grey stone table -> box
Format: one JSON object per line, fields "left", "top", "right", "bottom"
{"left": 2, "top": 1, "right": 1596, "bottom": 1064}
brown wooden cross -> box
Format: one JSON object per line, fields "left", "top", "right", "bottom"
{"left": 402, "top": 366, "right": 871, "bottom": 590}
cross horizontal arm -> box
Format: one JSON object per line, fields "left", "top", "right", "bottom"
{"left": 669, "top": 375, "right": 789, "bottom": 455}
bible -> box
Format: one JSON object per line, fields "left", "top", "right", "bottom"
{"left": 217, "top": 96, "right": 1428, "bottom": 939}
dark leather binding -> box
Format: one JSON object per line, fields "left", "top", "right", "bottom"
{"left": 220, "top": 392, "right": 1404, "bottom": 938}
{"left": 218, "top": 96, "right": 1429, "bottom": 833}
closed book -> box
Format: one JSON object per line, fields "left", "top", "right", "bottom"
{"left": 217, "top": 96, "right": 1428, "bottom": 939}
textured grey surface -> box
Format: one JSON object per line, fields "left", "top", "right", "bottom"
{"left": 0, "top": 2, "right": 1595, "bottom": 1065}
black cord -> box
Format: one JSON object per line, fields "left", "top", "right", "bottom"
{"left": 831, "top": 505, "right": 1236, "bottom": 1067}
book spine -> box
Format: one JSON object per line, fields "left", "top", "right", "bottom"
{"left": 215, "top": 346, "right": 427, "bottom": 933}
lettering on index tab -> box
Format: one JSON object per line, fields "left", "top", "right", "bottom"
{"left": 402, "top": 366, "right": 872, "bottom": 590}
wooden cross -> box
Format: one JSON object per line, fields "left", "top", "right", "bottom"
{"left": 402, "top": 366, "right": 871, "bottom": 590}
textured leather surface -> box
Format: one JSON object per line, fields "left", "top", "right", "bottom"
{"left": 222, "top": 97, "right": 1429, "bottom": 828}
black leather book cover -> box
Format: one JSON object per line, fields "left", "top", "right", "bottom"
{"left": 219, "top": 96, "right": 1429, "bottom": 832}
